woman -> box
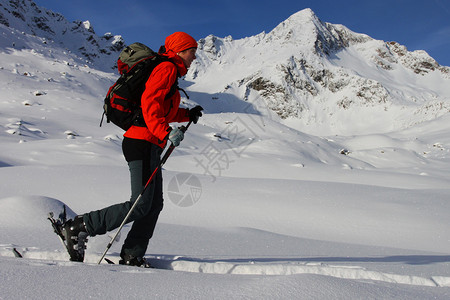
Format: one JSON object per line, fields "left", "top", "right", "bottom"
{"left": 62, "top": 32, "right": 203, "bottom": 266}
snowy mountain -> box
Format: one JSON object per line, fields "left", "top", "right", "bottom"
{"left": 0, "top": 2, "right": 450, "bottom": 299}
{"left": 0, "top": 0, "right": 124, "bottom": 71}
{"left": 189, "top": 8, "right": 450, "bottom": 136}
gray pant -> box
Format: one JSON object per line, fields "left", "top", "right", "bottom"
{"left": 83, "top": 139, "right": 163, "bottom": 258}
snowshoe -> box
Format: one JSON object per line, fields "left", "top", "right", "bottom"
{"left": 48, "top": 207, "right": 89, "bottom": 262}
{"left": 61, "top": 215, "right": 89, "bottom": 262}
{"left": 119, "top": 254, "right": 153, "bottom": 268}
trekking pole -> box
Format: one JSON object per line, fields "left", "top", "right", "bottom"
{"left": 98, "top": 121, "right": 192, "bottom": 264}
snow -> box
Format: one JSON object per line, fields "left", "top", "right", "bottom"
{"left": 0, "top": 5, "right": 450, "bottom": 300}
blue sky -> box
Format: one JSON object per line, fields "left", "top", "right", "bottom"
{"left": 34, "top": 0, "right": 450, "bottom": 66}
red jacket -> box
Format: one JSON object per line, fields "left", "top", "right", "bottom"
{"left": 123, "top": 50, "right": 190, "bottom": 147}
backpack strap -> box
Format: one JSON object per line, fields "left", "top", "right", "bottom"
{"left": 134, "top": 67, "right": 190, "bottom": 126}
{"left": 178, "top": 87, "right": 190, "bottom": 99}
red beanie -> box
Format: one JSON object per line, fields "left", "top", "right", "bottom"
{"left": 165, "top": 32, "right": 197, "bottom": 53}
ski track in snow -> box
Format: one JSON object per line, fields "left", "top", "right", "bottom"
{"left": 1, "top": 246, "right": 449, "bottom": 288}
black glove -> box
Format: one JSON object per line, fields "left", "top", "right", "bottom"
{"left": 188, "top": 105, "right": 203, "bottom": 124}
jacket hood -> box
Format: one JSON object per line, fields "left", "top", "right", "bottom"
{"left": 162, "top": 50, "right": 188, "bottom": 77}
{"left": 165, "top": 32, "right": 197, "bottom": 53}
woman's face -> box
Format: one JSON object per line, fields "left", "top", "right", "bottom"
{"left": 177, "top": 48, "right": 197, "bottom": 68}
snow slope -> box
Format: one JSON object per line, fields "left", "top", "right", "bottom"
{"left": 0, "top": 3, "right": 450, "bottom": 300}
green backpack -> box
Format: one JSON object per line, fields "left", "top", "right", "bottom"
{"left": 100, "top": 43, "right": 179, "bottom": 130}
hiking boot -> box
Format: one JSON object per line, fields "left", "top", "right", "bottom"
{"left": 119, "top": 254, "right": 153, "bottom": 268}
{"left": 61, "top": 215, "right": 88, "bottom": 262}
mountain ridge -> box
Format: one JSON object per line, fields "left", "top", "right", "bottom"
{"left": 1, "top": 1, "right": 449, "bottom": 136}
{"left": 0, "top": 0, "right": 123, "bottom": 71}
{"left": 188, "top": 9, "right": 450, "bottom": 135}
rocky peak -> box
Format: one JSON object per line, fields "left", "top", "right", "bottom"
{"left": 189, "top": 9, "right": 450, "bottom": 136}
{"left": 378, "top": 41, "right": 449, "bottom": 76}
{"left": 264, "top": 8, "right": 369, "bottom": 56}
{"left": 0, "top": 0, "right": 124, "bottom": 71}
